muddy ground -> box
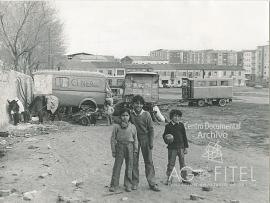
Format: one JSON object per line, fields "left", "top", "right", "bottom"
{"left": 0, "top": 87, "right": 269, "bottom": 203}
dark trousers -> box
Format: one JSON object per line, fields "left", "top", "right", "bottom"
{"left": 166, "top": 148, "right": 187, "bottom": 180}
{"left": 132, "top": 139, "right": 156, "bottom": 187}
{"left": 110, "top": 142, "right": 133, "bottom": 189}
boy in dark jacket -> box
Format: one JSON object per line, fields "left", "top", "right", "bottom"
{"left": 163, "top": 109, "right": 189, "bottom": 185}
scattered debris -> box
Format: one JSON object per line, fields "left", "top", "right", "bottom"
{"left": 23, "top": 190, "right": 37, "bottom": 201}
{"left": 6, "top": 146, "right": 13, "bottom": 149}
{"left": 47, "top": 144, "right": 52, "bottom": 149}
{"left": 121, "top": 197, "right": 128, "bottom": 201}
{"left": 102, "top": 191, "right": 123, "bottom": 196}
{"left": 207, "top": 168, "right": 214, "bottom": 173}
{"left": 57, "top": 194, "right": 80, "bottom": 202}
{"left": 190, "top": 194, "right": 206, "bottom": 200}
{"left": 24, "top": 134, "right": 32, "bottom": 138}
{"left": 0, "top": 189, "right": 11, "bottom": 197}
{"left": 202, "top": 186, "right": 213, "bottom": 191}
{"left": 0, "top": 140, "right": 7, "bottom": 145}
{"left": 42, "top": 164, "right": 50, "bottom": 167}
{"left": 11, "top": 188, "right": 18, "bottom": 193}
{"left": 230, "top": 200, "right": 240, "bottom": 203}
{"left": 192, "top": 169, "right": 204, "bottom": 176}
{"left": 25, "top": 137, "right": 38, "bottom": 142}
{"left": 39, "top": 173, "right": 49, "bottom": 179}
{"left": 82, "top": 197, "right": 94, "bottom": 202}
{"left": 72, "top": 180, "right": 84, "bottom": 187}
{"left": 28, "top": 145, "right": 39, "bottom": 149}
{"left": 0, "top": 132, "right": 9, "bottom": 137}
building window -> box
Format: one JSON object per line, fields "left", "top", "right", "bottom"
{"left": 238, "top": 71, "right": 241, "bottom": 76}
{"left": 99, "top": 70, "right": 103, "bottom": 73}
{"left": 231, "top": 71, "right": 234, "bottom": 76}
{"left": 188, "top": 72, "right": 193, "bottom": 78}
{"left": 108, "top": 70, "right": 112, "bottom": 76}
{"left": 117, "top": 70, "right": 125, "bottom": 76}
{"left": 182, "top": 72, "right": 186, "bottom": 77}
{"left": 197, "top": 81, "right": 206, "bottom": 86}
{"left": 209, "top": 81, "right": 217, "bottom": 86}
{"left": 117, "top": 79, "right": 124, "bottom": 86}
{"left": 208, "top": 72, "right": 211, "bottom": 77}
{"left": 55, "top": 77, "right": 69, "bottom": 88}
{"left": 221, "top": 81, "right": 229, "bottom": 86}
{"left": 223, "top": 71, "right": 226, "bottom": 76}
{"left": 107, "top": 79, "right": 112, "bottom": 86}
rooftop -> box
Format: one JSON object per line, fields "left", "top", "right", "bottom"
{"left": 124, "top": 64, "right": 244, "bottom": 71}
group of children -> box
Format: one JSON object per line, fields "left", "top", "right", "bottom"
{"left": 109, "top": 95, "right": 189, "bottom": 193}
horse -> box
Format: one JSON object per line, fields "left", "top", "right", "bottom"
{"left": 7, "top": 98, "right": 30, "bottom": 125}
{"left": 28, "top": 95, "right": 61, "bottom": 123}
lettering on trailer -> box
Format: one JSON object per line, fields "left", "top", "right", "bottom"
{"left": 71, "top": 78, "right": 99, "bottom": 88}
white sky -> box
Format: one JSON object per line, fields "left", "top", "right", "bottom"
{"left": 53, "top": 0, "right": 269, "bottom": 58}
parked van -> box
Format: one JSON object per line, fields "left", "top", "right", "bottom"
{"left": 33, "top": 70, "right": 113, "bottom": 111}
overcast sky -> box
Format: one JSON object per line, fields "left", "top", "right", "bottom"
{"left": 53, "top": 1, "right": 269, "bottom": 58}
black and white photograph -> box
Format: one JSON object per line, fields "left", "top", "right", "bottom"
{"left": 0, "top": 1, "right": 269, "bottom": 202}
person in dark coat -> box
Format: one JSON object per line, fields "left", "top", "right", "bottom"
{"left": 163, "top": 109, "right": 190, "bottom": 185}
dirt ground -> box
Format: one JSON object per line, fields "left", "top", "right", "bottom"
{"left": 0, "top": 87, "right": 269, "bottom": 203}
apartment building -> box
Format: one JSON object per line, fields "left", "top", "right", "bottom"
{"left": 149, "top": 49, "right": 169, "bottom": 60}
{"left": 256, "top": 45, "right": 269, "bottom": 81}
{"left": 242, "top": 50, "right": 256, "bottom": 83}
{"left": 122, "top": 64, "right": 246, "bottom": 87}
{"left": 206, "top": 50, "right": 238, "bottom": 66}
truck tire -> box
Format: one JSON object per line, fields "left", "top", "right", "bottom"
{"left": 80, "top": 116, "right": 90, "bottom": 126}
{"left": 218, "top": 99, "right": 226, "bottom": 107}
{"left": 80, "top": 100, "right": 97, "bottom": 112}
{"left": 197, "top": 100, "right": 205, "bottom": 107}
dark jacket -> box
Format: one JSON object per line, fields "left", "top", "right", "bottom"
{"left": 163, "top": 121, "right": 189, "bottom": 149}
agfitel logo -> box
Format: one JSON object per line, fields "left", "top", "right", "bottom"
{"left": 202, "top": 141, "right": 223, "bottom": 164}
{"left": 168, "top": 141, "right": 256, "bottom": 184}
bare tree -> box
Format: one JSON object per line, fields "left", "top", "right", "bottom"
{"left": 0, "top": 1, "right": 65, "bottom": 74}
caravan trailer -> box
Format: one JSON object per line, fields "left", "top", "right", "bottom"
{"left": 181, "top": 78, "right": 233, "bottom": 107}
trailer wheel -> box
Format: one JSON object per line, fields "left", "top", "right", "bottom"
{"left": 218, "top": 99, "right": 226, "bottom": 107}
{"left": 197, "top": 100, "right": 205, "bottom": 107}
{"left": 80, "top": 116, "right": 90, "bottom": 126}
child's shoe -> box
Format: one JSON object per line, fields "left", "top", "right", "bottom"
{"left": 182, "top": 180, "right": 191, "bottom": 185}
{"left": 165, "top": 176, "right": 172, "bottom": 185}
{"left": 125, "top": 187, "right": 131, "bottom": 192}
{"left": 109, "top": 186, "right": 116, "bottom": 192}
